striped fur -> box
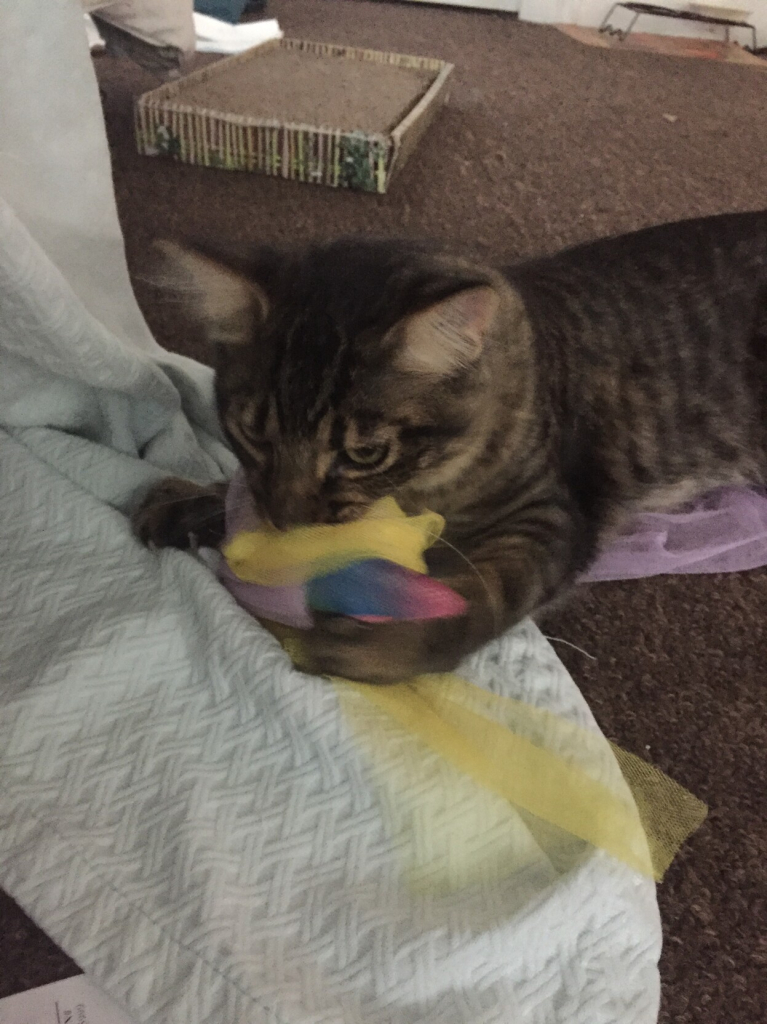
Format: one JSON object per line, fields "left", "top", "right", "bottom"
{"left": 134, "top": 211, "right": 767, "bottom": 683}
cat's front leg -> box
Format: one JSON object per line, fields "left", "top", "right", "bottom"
{"left": 297, "top": 612, "right": 475, "bottom": 685}
{"left": 132, "top": 477, "right": 228, "bottom": 550}
{"left": 297, "top": 534, "right": 577, "bottom": 684}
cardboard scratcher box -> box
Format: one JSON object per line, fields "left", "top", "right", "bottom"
{"left": 134, "top": 37, "right": 453, "bottom": 192}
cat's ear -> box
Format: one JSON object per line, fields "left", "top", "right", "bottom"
{"left": 154, "top": 240, "right": 268, "bottom": 345}
{"left": 397, "top": 285, "right": 499, "bottom": 375}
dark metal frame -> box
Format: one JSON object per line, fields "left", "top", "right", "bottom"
{"left": 599, "top": 2, "right": 758, "bottom": 51}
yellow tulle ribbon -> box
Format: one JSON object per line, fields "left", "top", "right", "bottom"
{"left": 226, "top": 488, "right": 706, "bottom": 887}
{"left": 223, "top": 497, "right": 444, "bottom": 586}
{"left": 332, "top": 673, "right": 707, "bottom": 887}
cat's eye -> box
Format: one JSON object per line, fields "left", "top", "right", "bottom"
{"left": 344, "top": 443, "right": 389, "bottom": 467}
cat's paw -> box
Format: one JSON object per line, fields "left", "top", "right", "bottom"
{"left": 132, "top": 477, "right": 227, "bottom": 550}
{"left": 298, "top": 613, "right": 466, "bottom": 685}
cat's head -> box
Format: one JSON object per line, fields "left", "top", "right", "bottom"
{"left": 158, "top": 238, "right": 511, "bottom": 528}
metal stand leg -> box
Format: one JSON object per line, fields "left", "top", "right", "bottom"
{"left": 599, "top": 3, "right": 641, "bottom": 41}
{"left": 599, "top": 3, "right": 621, "bottom": 32}
{"left": 596, "top": 3, "right": 758, "bottom": 51}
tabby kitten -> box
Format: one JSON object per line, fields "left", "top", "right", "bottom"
{"left": 134, "top": 211, "right": 767, "bottom": 683}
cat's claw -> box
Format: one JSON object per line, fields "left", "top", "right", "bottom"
{"left": 132, "top": 477, "right": 227, "bottom": 551}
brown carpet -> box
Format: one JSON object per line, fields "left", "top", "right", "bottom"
{"left": 2, "top": 2, "right": 766, "bottom": 1020}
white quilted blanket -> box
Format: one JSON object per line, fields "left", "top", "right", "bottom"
{"left": 0, "top": 3, "right": 661, "bottom": 1022}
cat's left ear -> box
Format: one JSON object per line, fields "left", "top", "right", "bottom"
{"left": 154, "top": 240, "right": 268, "bottom": 345}
{"left": 397, "top": 285, "right": 499, "bottom": 375}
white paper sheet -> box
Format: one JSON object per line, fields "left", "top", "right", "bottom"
{"left": 193, "top": 14, "right": 283, "bottom": 54}
{"left": 0, "top": 977, "right": 135, "bottom": 1024}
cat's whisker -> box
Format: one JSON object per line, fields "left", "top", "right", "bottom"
{"left": 135, "top": 490, "right": 247, "bottom": 521}
{"left": 131, "top": 295, "right": 196, "bottom": 306}
{"left": 542, "top": 635, "right": 597, "bottom": 662}
{"left": 134, "top": 492, "right": 222, "bottom": 514}
{"left": 130, "top": 273, "right": 210, "bottom": 296}
{"left": 426, "top": 531, "right": 502, "bottom": 634}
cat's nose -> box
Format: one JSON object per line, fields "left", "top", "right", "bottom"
{"left": 265, "top": 493, "right": 318, "bottom": 531}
